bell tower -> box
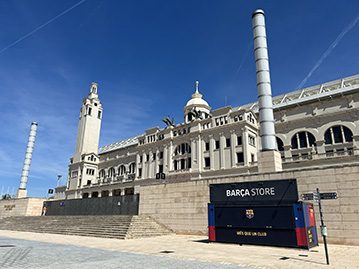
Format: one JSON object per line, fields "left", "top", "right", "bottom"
{"left": 73, "top": 82, "right": 103, "bottom": 163}
{"left": 66, "top": 83, "right": 103, "bottom": 198}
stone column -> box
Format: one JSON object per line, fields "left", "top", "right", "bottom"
{"left": 148, "top": 149, "right": 153, "bottom": 179}
{"left": 209, "top": 134, "right": 214, "bottom": 170}
{"left": 191, "top": 137, "right": 196, "bottom": 171}
{"left": 197, "top": 135, "right": 202, "bottom": 173}
{"left": 316, "top": 140, "right": 326, "bottom": 155}
{"left": 142, "top": 151, "right": 146, "bottom": 179}
{"left": 155, "top": 148, "right": 159, "bottom": 174}
{"left": 219, "top": 132, "right": 225, "bottom": 169}
{"left": 242, "top": 127, "right": 249, "bottom": 166}
{"left": 163, "top": 144, "right": 168, "bottom": 172}
{"left": 230, "top": 130, "right": 236, "bottom": 168}
{"left": 283, "top": 145, "right": 292, "bottom": 160}
{"left": 135, "top": 153, "right": 140, "bottom": 180}
{"left": 168, "top": 141, "right": 173, "bottom": 171}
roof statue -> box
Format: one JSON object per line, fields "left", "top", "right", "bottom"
{"left": 161, "top": 115, "right": 175, "bottom": 127}
{"left": 188, "top": 107, "right": 203, "bottom": 120}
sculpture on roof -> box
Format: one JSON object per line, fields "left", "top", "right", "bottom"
{"left": 188, "top": 107, "right": 203, "bottom": 120}
{"left": 161, "top": 116, "right": 175, "bottom": 127}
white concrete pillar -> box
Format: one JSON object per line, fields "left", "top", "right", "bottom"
{"left": 230, "top": 130, "right": 237, "bottom": 168}
{"left": 168, "top": 141, "right": 173, "bottom": 171}
{"left": 209, "top": 134, "right": 214, "bottom": 170}
{"left": 163, "top": 144, "right": 168, "bottom": 172}
{"left": 219, "top": 132, "right": 225, "bottom": 169}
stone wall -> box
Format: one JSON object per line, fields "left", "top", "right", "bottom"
{"left": 139, "top": 163, "right": 359, "bottom": 245}
{"left": 0, "top": 198, "right": 45, "bottom": 219}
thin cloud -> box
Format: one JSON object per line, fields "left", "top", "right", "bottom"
{"left": 295, "top": 13, "right": 359, "bottom": 91}
{"left": 0, "top": 0, "right": 87, "bottom": 54}
{"left": 235, "top": 41, "right": 252, "bottom": 78}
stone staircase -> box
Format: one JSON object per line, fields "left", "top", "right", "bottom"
{"left": 0, "top": 215, "right": 173, "bottom": 239}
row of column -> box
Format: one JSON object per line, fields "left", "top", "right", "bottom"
{"left": 136, "top": 127, "right": 253, "bottom": 179}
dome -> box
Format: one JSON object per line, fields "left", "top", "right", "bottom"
{"left": 184, "top": 81, "right": 211, "bottom": 111}
{"left": 186, "top": 96, "right": 210, "bottom": 107}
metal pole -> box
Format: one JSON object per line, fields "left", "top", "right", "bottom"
{"left": 317, "top": 188, "right": 329, "bottom": 265}
{"left": 57, "top": 175, "right": 62, "bottom": 187}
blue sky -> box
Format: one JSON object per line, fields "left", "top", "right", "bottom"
{"left": 1, "top": 0, "right": 359, "bottom": 198}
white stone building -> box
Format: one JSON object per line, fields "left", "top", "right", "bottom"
{"left": 65, "top": 74, "right": 359, "bottom": 200}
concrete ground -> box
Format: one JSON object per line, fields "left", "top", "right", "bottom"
{"left": 0, "top": 230, "right": 358, "bottom": 268}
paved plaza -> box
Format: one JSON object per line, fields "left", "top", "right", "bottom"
{"left": 1, "top": 230, "right": 358, "bottom": 268}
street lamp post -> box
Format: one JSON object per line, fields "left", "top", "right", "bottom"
{"left": 57, "top": 175, "right": 62, "bottom": 187}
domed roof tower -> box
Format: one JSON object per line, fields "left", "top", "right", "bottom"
{"left": 183, "top": 81, "right": 211, "bottom": 123}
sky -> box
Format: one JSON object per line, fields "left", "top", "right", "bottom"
{"left": 0, "top": 0, "right": 359, "bottom": 198}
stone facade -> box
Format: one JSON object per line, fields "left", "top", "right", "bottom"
{"left": 139, "top": 163, "right": 359, "bottom": 245}
{"left": 0, "top": 198, "right": 45, "bottom": 219}
{"left": 64, "top": 74, "right": 359, "bottom": 245}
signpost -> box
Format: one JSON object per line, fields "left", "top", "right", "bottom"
{"left": 301, "top": 189, "right": 338, "bottom": 265}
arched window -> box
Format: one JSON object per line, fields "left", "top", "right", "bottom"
{"left": 324, "top": 125, "right": 353, "bottom": 144}
{"left": 174, "top": 143, "right": 191, "bottom": 156}
{"left": 129, "top": 163, "right": 136, "bottom": 174}
{"left": 99, "top": 169, "right": 105, "bottom": 179}
{"left": 291, "top": 131, "right": 315, "bottom": 149}
{"left": 108, "top": 167, "right": 115, "bottom": 178}
{"left": 276, "top": 137, "right": 284, "bottom": 151}
{"left": 118, "top": 165, "right": 126, "bottom": 176}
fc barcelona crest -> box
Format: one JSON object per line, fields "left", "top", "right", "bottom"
{"left": 246, "top": 209, "right": 254, "bottom": 219}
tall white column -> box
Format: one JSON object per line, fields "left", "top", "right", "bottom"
{"left": 209, "top": 134, "right": 214, "bottom": 170}
{"left": 163, "top": 144, "right": 168, "bottom": 173}
{"left": 252, "top": 9, "right": 276, "bottom": 151}
{"left": 197, "top": 135, "right": 203, "bottom": 173}
{"left": 16, "top": 122, "right": 38, "bottom": 198}
{"left": 230, "top": 130, "right": 236, "bottom": 168}
{"left": 219, "top": 132, "right": 225, "bottom": 169}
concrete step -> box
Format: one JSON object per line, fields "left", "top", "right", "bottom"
{"left": 0, "top": 215, "right": 173, "bottom": 240}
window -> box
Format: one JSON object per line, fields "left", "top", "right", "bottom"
{"left": 153, "top": 153, "right": 156, "bottom": 160}
{"left": 88, "top": 107, "right": 92, "bottom": 115}
{"left": 215, "top": 140, "right": 220, "bottom": 149}
{"left": 205, "top": 142, "right": 210, "bottom": 151}
{"left": 140, "top": 156, "right": 143, "bottom": 162}
{"left": 118, "top": 165, "right": 126, "bottom": 175}
{"left": 188, "top": 113, "right": 193, "bottom": 121}
{"left": 138, "top": 168, "right": 142, "bottom": 177}
{"left": 159, "top": 151, "right": 163, "bottom": 159}
{"left": 324, "top": 125, "right": 353, "bottom": 145}
{"left": 204, "top": 157, "right": 210, "bottom": 168}
{"left": 159, "top": 165, "right": 163, "bottom": 173}
{"left": 174, "top": 143, "right": 191, "bottom": 155}
{"left": 226, "top": 138, "right": 231, "bottom": 147}
{"left": 98, "top": 111, "right": 101, "bottom": 119}
{"left": 99, "top": 169, "right": 105, "bottom": 179}
{"left": 248, "top": 135, "right": 256, "bottom": 146}
{"left": 146, "top": 154, "right": 149, "bottom": 162}
{"left": 251, "top": 154, "right": 255, "bottom": 163}
{"left": 237, "top": 136, "right": 242, "bottom": 146}
{"left": 86, "top": 169, "right": 95, "bottom": 175}
{"left": 237, "top": 153, "right": 244, "bottom": 163}
{"left": 276, "top": 137, "right": 284, "bottom": 151}
{"left": 108, "top": 167, "right": 115, "bottom": 178}
{"left": 291, "top": 131, "right": 316, "bottom": 149}
{"left": 129, "top": 163, "right": 136, "bottom": 174}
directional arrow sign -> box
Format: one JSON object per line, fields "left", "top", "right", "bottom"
{"left": 320, "top": 192, "right": 338, "bottom": 200}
